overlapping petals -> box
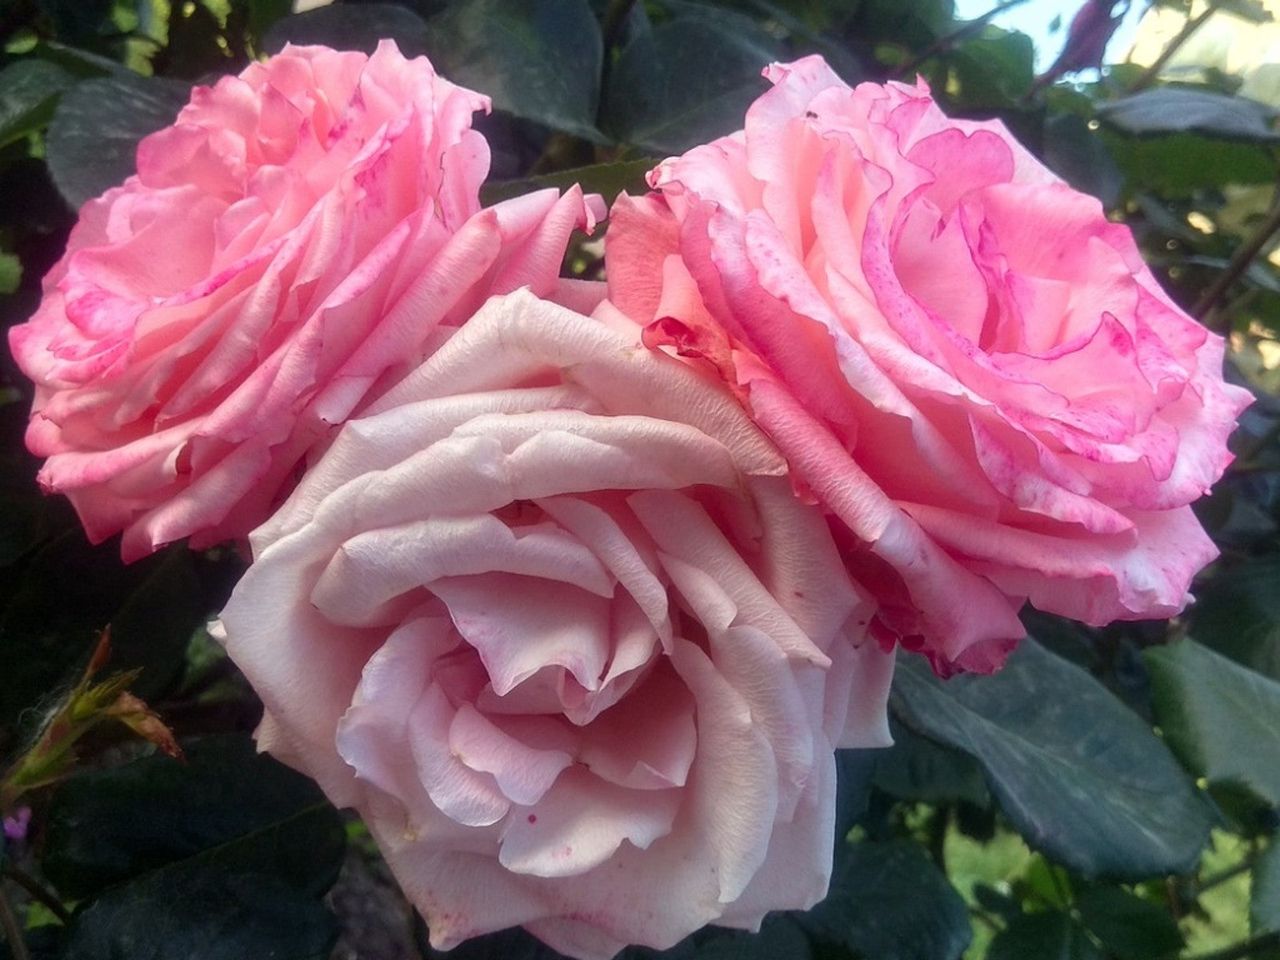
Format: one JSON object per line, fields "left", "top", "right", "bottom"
{"left": 10, "top": 41, "right": 601, "bottom": 560}
{"left": 217, "top": 290, "right": 894, "bottom": 959}
{"left": 606, "top": 55, "right": 1253, "bottom": 673}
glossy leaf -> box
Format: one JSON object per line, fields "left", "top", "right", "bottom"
{"left": 892, "top": 641, "right": 1213, "bottom": 878}
{"left": 803, "top": 839, "right": 971, "bottom": 960}
{"left": 1100, "top": 88, "right": 1280, "bottom": 142}
{"left": 61, "top": 870, "right": 337, "bottom": 960}
{"left": 1253, "top": 840, "right": 1280, "bottom": 935}
{"left": 1188, "top": 554, "right": 1280, "bottom": 682}
{"left": 481, "top": 158, "right": 656, "bottom": 206}
{"left": 43, "top": 734, "right": 345, "bottom": 900}
{"left": 604, "top": 6, "right": 779, "bottom": 153}
{"left": 1146, "top": 639, "right": 1280, "bottom": 807}
{"left": 0, "top": 59, "right": 75, "bottom": 149}
{"left": 261, "top": 3, "right": 430, "bottom": 56}
{"left": 1075, "top": 887, "right": 1183, "bottom": 960}
{"left": 425, "top": 0, "right": 604, "bottom": 142}
{"left": 45, "top": 73, "right": 191, "bottom": 209}
{"left": 987, "top": 911, "right": 1103, "bottom": 960}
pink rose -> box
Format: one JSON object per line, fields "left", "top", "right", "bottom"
{"left": 10, "top": 41, "right": 601, "bottom": 561}
{"left": 606, "top": 56, "right": 1253, "bottom": 673}
{"left": 217, "top": 290, "right": 895, "bottom": 959}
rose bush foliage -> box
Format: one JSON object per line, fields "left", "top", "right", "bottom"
{"left": 217, "top": 291, "right": 895, "bottom": 958}
{"left": 607, "top": 56, "right": 1253, "bottom": 673}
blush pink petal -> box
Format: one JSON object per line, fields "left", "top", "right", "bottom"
{"left": 10, "top": 41, "right": 600, "bottom": 559}
{"left": 606, "top": 54, "right": 1251, "bottom": 673}
{"left": 218, "top": 291, "right": 896, "bottom": 959}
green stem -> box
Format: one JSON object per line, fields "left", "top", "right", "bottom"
{"left": 1129, "top": 3, "right": 1217, "bottom": 93}
{"left": 0, "top": 887, "right": 29, "bottom": 960}
{"left": 2, "top": 868, "right": 70, "bottom": 926}
{"left": 894, "top": 0, "right": 1034, "bottom": 78}
{"left": 1193, "top": 195, "right": 1280, "bottom": 327}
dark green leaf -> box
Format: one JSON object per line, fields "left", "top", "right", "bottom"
{"left": 872, "top": 721, "right": 990, "bottom": 807}
{"left": 246, "top": 0, "right": 293, "bottom": 41}
{"left": 61, "top": 870, "right": 337, "bottom": 960}
{"left": 0, "top": 253, "right": 19, "bottom": 295}
{"left": 0, "top": 537, "right": 210, "bottom": 744}
{"left": 262, "top": 3, "right": 430, "bottom": 56}
{"left": 481, "top": 158, "right": 656, "bottom": 206}
{"left": 834, "top": 747, "right": 879, "bottom": 840}
{"left": 1043, "top": 112, "right": 1122, "bottom": 208}
{"left": 988, "top": 911, "right": 1103, "bottom": 960}
{"left": 106, "top": 548, "right": 208, "bottom": 699}
{"left": 604, "top": 8, "right": 779, "bottom": 153}
{"left": 1188, "top": 554, "right": 1280, "bottom": 682}
{"left": 1254, "top": 840, "right": 1280, "bottom": 935}
{"left": 803, "top": 840, "right": 971, "bottom": 960}
{"left": 0, "top": 60, "right": 75, "bottom": 149}
{"left": 1100, "top": 88, "right": 1280, "bottom": 142}
{"left": 1075, "top": 887, "right": 1183, "bottom": 960}
{"left": 1146, "top": 639, "right": 1280, "bottom": 808}
{"left": 949, "top": 27, "right": 1035, "bottom": 108}
{"left": 44, "top": 734, "right": 344, "bottom": 900}
{"left": 1106, "top": 132, "right": 1276, "bottom": 194}
{"left": 892, "top": 640, "right": 1213, "bottom": 878}
{"left": 425, "top": 0, "right": 604, "bottom": 142}
{"left": 45, "top": 73, "right": 191, "bottom": 209}
{"left": 692, "top": 916, "right": 813, "bottom": 959}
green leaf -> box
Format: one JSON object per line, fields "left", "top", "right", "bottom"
{"left": 892, "top": 641, "right": 1213, "bottom": 878}
{"left": 1253, "top": 841, "right": 1280, "bottom": 935}
{"left": 948, "top": 27, "right": 1035, "bottom": 108}
{"left": 872, "top": 721, "right": 991, "bottom": 807}
{"left": 1105, "top": 132, "right": 1277, "bottom": 194}
{"left": 1146, "top": 639, "right": 1280, "bottom": 808}
{"left": 246, "top": 0, "right": 293, "bottom": 41}
{"left": 0, "top": 538, "right": 211, "bottom": 745}
{"left": 0, "top": 59, "right": 75, "bottom": 149}
{"left": 1188, "top": 554, "right": 1280, "bottom": 682}
{"left": 262, "top": 3, "right": 430, "bottom": 56}
{"left": 987, "top": 911, "right": 1104, "bottom": 960}
{"left": 1075, "top": 887, "right": 1183, "bottom": 960}
{"left": 45, "top": 73, "right": 190, "bottom": 209}
{"left": 1043, "top": 113, "right": 1122, "bottom": 209}
{"left": 425, "top": 0, "right": 604, "bottom": 142}
{"left": 61, "top": 870, "right": 337, "bottom": 960}
{"left": 803, "top": 840, "right": 971, "bottom": 960}
{"left": 43, "top": 734, "right": 344, "bottom": 900}
{"left": 603, "top": 6, "right": 779, "bottom": 153}
{"left": 481, "top": 158, "right": 656, "bottom": 207}
{"left": 1100, "top": 88, "right": 1280, "bottom": 142}
{"left": 0, "top": 252, "right": 20, "bottom": 295}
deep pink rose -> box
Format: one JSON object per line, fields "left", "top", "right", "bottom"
{"left": 217, "top": 290, "right": 895, "bottom": 959}
{"left": 10, "top": 41, "right": 601, "bottom": 560}
{"left": 606, "top": 56, "right": 1253, "bottom": 673}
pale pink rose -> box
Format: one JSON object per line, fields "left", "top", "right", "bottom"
{"left": 217, "top": 290, "right": 895, "bottom": 959}
{"left": 605, "top": 56, "right": 1253, "bottom": 674}
{"left": 10, "top": 41, "right": 601, "bottom": 561}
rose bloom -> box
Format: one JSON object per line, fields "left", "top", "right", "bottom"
{"left": 10, "top": 41, "right": 600, "bottom": 561}
{"left": 217, "top": 290, "right": 895, "bottom": 959}
{"left": 606, "top": 56, "right": 1253, "bottom": 673}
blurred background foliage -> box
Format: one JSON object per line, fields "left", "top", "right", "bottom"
{"left": 2, "top": 0, "right": 1280, "bottom": 958}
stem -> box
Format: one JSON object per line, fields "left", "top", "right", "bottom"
{"left": 1130, "top": 3, "right": 1217, "bottom": 93}
{"left": 894, "top": 0, "right": 1034, "bottom": 78}
{"left": 2, "top": 868, "right": 70, "bottom": 925}
{"left": 0, "top": 888, "right": 29, "bottom": 960}
{"left": 1193, "top": 195, "right": 1280, "bottom": 326}
{"left": 1197, "top": 859, "right": 1253, "bottom": 894}
{"left": 1186, "top": 930, "right": 1280, "bottom": 960}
